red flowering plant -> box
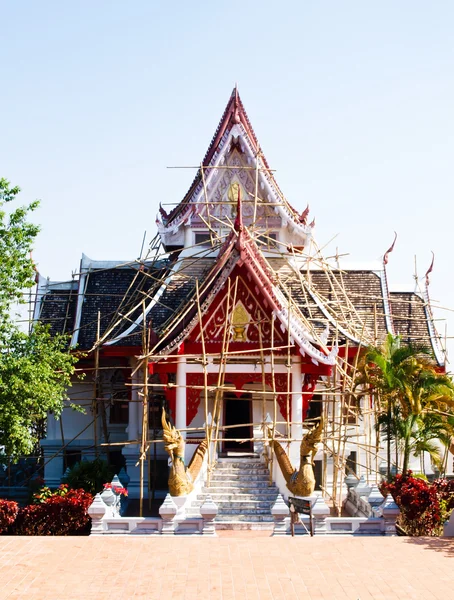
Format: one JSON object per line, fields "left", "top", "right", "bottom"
{"left": 0, "top": 500, "right": 19, "bottom": 534}
{"left": 382, "top": 471, "right": 454, "bottom": 536}
{"left": 12, "top": 486, "right": 93, "bottom": 536}
{"left": 103, "top": 482, "right": 128, "bottom": 497}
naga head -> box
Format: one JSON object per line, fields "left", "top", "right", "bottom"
{"left": 300, "top": 416, "right": 324, "bottom": 457}
{"left": 161, "top": 408, "right": 185, "bottom": 459}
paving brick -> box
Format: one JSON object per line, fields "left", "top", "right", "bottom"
{"left": 0, "top": 536, "right": 453, "bottom": 599}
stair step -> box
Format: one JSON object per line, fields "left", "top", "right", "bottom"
{"left": 214, "top": 514, "right": 275, "bottom": 522}
{"left": 214, "top": 464, "right": 268, "bottom": 470}
{"left": 198, "top": 493, "right": 277, "bottom": 502}
{"left": 210, "top": 475, "right": 270, "bottom": 482}
{"left": 217, "top": 507, "right": 273, "bottom": 515}
{"left": 192, "top": 500, "right": 275, "bottom": 509}
{"left": 216, "top": 455, "right": 264, "bottom": 466}
{"left": 216, "top": 462, "right": 267, "bottom": 471}
{"left": 214, "top": 522, "right": 274, "bottom": 531}
{"left": 203, "top": 482, "right": 273, "bottom": 491}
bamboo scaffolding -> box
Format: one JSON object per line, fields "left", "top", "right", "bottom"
{"left": 33, "top": 148, "right": 454, "bottom": 509}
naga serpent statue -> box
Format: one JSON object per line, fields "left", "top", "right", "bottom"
{"left": 272, "top": 417, "right": 324, "bottom": 497}
{"left": 161, "top": 409, "right": 208, "bottom": 496}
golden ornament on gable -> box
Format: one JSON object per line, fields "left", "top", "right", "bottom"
{"left": 231, "top": 301, "right": 251, "bottom": 342}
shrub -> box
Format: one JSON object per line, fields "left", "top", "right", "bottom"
{"left": 13, "top": 486, "right": 93, "bottom": 536}
{"left": 433, "top": 477, "right": 454, "bottom": 512}
{"left": 32, "top": 483, "right": 69, "bottom": 503}
{"left": 383, "top": 471, "right": 454, "bottom": 536}
{"left": 62, "top": 458, "right": 114, "bottom": 495}
{"left": 0, "top": 500, "right": 19, "bottom": 534}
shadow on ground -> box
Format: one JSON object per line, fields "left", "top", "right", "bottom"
{"left": 403, "top": 536, "right": 454, "bottom": 557}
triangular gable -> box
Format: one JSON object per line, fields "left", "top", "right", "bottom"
{"left": 190, "top": 264, "right": 287, "bottom": 349}
{"left": 157, "top": 88, "right": 312, "bottom": 246}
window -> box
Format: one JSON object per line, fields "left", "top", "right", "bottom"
{"left": 257, "top": 232, "right": 277, "bottom": 249}
{"left": 64, "top": 450, "right": 82, "bottom": 470}
{"left": 307, "top": 394, "right": 323, "bottom": 420}
{"left": 346, "top": 451, "right": 357, "bottom": 475}
{"left": 342, "top": 392, "right": 360, "bottom": 424}
{"left": 108, "top": 369, "right": 129, "bottom": 424}
{"left": 194, "top": 232, "right": 212, "bottom": 247}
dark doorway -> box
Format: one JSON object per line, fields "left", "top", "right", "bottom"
{"left": 223, "top": 392, "right": 253, "bottom": 452}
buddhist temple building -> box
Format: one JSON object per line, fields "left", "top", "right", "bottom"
{"left": 35, "top": 88, "right": 448, "bottom": 516}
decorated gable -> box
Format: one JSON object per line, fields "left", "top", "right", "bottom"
{"left": 188, "top": 264, "right": 286, "bottom": 352}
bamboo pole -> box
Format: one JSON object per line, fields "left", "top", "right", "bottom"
{"left": 286, "top": 289, "right": 292, "bottom": 444}
{"left": 97, "top": 311, "right": 110, "bottom": 462}
{"left": 93, "top": 311, "right": 100, "bottom": 458}
{"left": 336, "top": 339, "right": 349, "bottom": 515}
{"left": 196, "top": 279, "right": 211, "bottom": 484}
{"left": 331, "top": 323, "right": 339, "bottom": 511}
{"left": 270, "top": 312, "right": 277, "bottom": 485}
{"left": 322, "top": 379, "right": 329, "bottom": 494}
{"left": 214, "top": 278, "right": 239, "bottom": 455}
{"left": 212, "top": 278, "right": 233, "bottom": 463}
{"left": 139, "top": 301, "right": 150, "bottom": 517}
{"left": 258, "top": 320, "right": 268, "bottom": 460}
{"left": 253, "top": 146, "right": 260, "bottom": 225}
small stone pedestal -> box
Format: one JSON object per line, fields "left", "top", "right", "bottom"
{"left": 172, "top": 495, "right": 190, "bottom": 520}
{"left": 376, "top": 494, "right": 400, "bottom": 535}
{"left": 88, "top": 494, "right": 107, "bottom": 534}
{"left": 367, "top": 485, "right": 384, "bottom": 510}
{"left": 159, "top": 494, "right": 178, "bottom": 535}
{"left": 271, "top": 494, "right": 290, "bottom": 536}
{"left": 311, "top": 495, "right": 330, "bottom": 533}
{"left": 200, "top": 495, "right": 218, "bottom": 536}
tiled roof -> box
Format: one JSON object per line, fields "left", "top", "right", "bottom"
{"left": 37, "top": 255, "right": 439, "bottom": 360}
{"left": 39, "top": 283, "right": 78, "bottom": 337}
{"left": 267, "top": 258, "right": 436, "bottom": 351}
{"left": 390, "top": 292, "right": 432, "bottom": 347}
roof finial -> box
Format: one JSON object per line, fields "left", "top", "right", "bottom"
{"left": 425, "top": 251, "right": 435, "bottom": 287}
{"left": 300, "top": 204, "right": 309, "bottom": 225}
{"left": 383, "top": 231, "right": 397, "bottom": 265}
{"left": 233, "top": 84, "right": 241, "bottom": 123}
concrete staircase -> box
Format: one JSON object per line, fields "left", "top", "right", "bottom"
{"left": 187, "top": 457, "right": 279, "bottom": 530}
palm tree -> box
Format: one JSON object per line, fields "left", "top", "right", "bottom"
{"left": 355, "top": 333, "right": 454, "bottom": 476}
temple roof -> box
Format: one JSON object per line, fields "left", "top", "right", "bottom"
{"left": 35, "top": 89, "right": 445, "bottom": 366}
{"left": 36, "top": 248, "right": 443, "bottom": 365}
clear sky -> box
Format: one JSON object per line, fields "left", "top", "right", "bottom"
{"left": 1, "top": 1, "right": 453, "bottom": 359}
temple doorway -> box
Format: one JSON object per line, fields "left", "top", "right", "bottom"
{"left": 223, "top": 392, "right": 253, "bottom": 453}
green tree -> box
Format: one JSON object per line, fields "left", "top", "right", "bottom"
{"left": 356, "top": 333, "right": 454, "bottom": 475}
{"left": 0, "top": 179, "right": 78, "bottom": 458}
{"left": 0, "top": 178, "right": 39, "bottom": 332}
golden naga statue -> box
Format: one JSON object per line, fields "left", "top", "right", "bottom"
{"left": 161, "top": 409, "right": 208, "bottom": 496}
{"left": 272, "top": 417, "right": 324, "bottom": 497}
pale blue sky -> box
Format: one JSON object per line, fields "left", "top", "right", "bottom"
{"left": 1, "top": 1, "right": 453, "bottom": 358}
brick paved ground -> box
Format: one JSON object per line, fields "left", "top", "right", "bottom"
{"left": 0, "top": 535, "right": 453, "bottom": 600}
